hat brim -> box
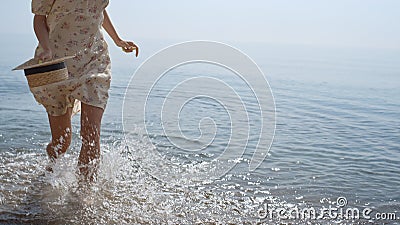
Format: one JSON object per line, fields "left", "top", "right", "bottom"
{"left": 13, "top": 56, "right": 75, "bottom": 71}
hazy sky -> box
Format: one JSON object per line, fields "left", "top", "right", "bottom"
{"left": 2, "top": 0, "right": 400, "bottom": 50}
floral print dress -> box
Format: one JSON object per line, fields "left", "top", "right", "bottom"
{"left": 31, "top": 0, "right": 111, "bottom": 116}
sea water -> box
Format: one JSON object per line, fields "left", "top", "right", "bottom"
{"left": 0, "top": 37, "right": 399, "bottom": 224}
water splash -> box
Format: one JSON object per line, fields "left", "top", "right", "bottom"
{"left": 0, "top": 137, "right": 283, "bottom": 224}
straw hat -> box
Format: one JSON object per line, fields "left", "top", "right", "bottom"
{"left": 13, "top": 56, "right": 74, "bottom": 88}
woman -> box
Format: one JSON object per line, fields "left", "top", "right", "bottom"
{"left": 31, "top": 0, "right": 138, "bottom": 181}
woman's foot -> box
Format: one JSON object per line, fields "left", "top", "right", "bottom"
{"left": 77, "top": 159, "right": 100, "bottom": 183}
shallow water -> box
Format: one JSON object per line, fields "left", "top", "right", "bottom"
{"left": 1, "top": 41, "right": 400, "bottom": 224}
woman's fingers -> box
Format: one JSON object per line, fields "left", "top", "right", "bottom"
{"left": 38, "top": 50, "right": 53, "bottom": 62}
{"left": 121, "top": 43, "right": 133, "bottom": 52}
{"left": 121, "top": 41, "right": 139, "bottom": 57}
{"left": 127, "top": 41, "right": 139, "bottom": 57}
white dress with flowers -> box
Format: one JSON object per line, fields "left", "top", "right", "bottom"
{"left": 31, "top": 0, "right": 111, "bottom": 116}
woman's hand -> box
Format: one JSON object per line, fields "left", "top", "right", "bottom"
{"left": 116, "top": 40, "right": 139, "bottom": 57}
{"left": 37, "top": 48, "right": 53, "bottom": 62}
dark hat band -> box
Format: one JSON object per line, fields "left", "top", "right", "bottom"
{"left": 24, "top": 62, "right": 66, "bottom": 76}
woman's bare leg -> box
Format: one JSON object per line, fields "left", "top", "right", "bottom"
{"left": 78, "top": 103, "right": 104, "bottom": 182}
{"left": 46, "top": 107, "right": 73, "bottom": 167}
